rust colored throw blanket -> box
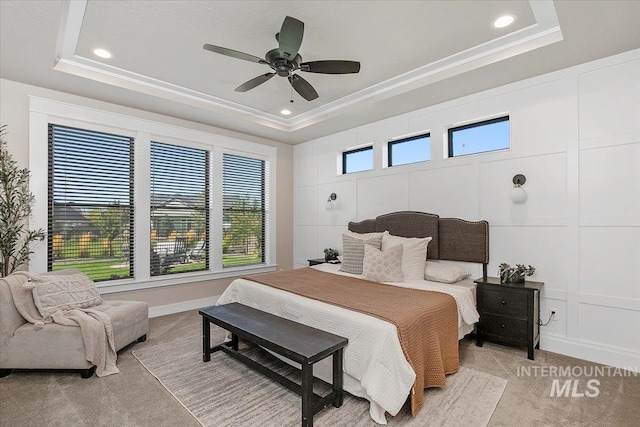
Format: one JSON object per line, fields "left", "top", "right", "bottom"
{"left": 243, "top": 268, "right": 459, "bottom": 415}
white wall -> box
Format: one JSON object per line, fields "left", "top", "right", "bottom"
{"left": 293, "top": 49, "right": 640, "bottom": 370}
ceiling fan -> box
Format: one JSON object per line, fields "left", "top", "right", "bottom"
{"left": 203, "top": 16, "right": 360, "bottom": 101}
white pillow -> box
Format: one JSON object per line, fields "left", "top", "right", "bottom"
{"left": 362, "top": 244, "right": 404, "bottom": 283}
{"left": 23, "top": 272, "right": 103, "bottom": 319}
{"left": 381, "top": 233, "right": 432, "bottom": 280}
{"left": 424, "top": 261, "right": 470, "bottom": 283}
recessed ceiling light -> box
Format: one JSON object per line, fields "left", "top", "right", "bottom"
{"left": 92, "top": 48, "right": 112, "bottom": 59}
{"left": 280, "top": 109, "right": 292, "bottom": 116}
{"left": 492, "top": 14, "right": 516, "bottom": 29}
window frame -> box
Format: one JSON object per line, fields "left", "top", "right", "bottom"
{"left": 342, "top": 145, "right": 374, "bottom": 174}
{"left": 29, "top": 97, "right": 277, "bottom": 294}
{"left": 447, "top": 115, "right": 510, "bottom": 158}
{"left": 387, "top": 132, "right": 431, "bottom": 167}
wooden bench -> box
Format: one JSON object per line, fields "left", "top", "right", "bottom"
{"left": 200, "top": 303, "right": 348, "bottom": 427}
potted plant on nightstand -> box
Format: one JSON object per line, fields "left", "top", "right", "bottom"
{"left": 323, "top": 248, "right": 339, "bottom": 262}
{"left": 498, "top": 263, "right": 535, "bottom": 283}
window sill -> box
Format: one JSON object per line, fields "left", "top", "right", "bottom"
{"left": 96, "top": 263, "right": 278, "bottom": 295}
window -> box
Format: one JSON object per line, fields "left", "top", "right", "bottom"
{"left": 33, "top": 98, "right": 278, "bottom": 288}
{"left": 48, "top": 124, "right": 134, "bottom": 281}
{"left": 448, "top": 116, "right": 510, "bottom": 157}
{"left": 222, "top": 154, "right": 267, "bottom": 268}
{"left": 150, "top": 142, "right": 209, "bottom": 276}
{"left": 342, "top": 146, "right": 373, "bottom": 174}
{"left": 388, "top": 133, "right": 430, "bottom": 166}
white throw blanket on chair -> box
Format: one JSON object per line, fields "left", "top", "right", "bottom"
{"left": 7, "top": 272, "right": 118, "bottom": 377}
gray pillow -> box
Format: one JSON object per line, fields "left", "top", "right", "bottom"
{"left": 339, "top": 234, "right": 383, "bottom": 275}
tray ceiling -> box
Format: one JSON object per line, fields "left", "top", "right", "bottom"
{"left": 1, "top": 1, "right": 639, "bottom": 143}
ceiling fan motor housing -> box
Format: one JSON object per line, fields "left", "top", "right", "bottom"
{"left": 266, "top": 49, "right": 301, "bottom": 77}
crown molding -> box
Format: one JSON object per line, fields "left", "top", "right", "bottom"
{"left": 54, "top": 0, "right": 562, "bottom": 133}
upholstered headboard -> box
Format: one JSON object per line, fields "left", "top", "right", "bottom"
{"left": 348, "top": 211, "right": 489, "bottom": 274}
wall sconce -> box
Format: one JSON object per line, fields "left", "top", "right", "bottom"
{"left": 510, "top": 174, "right": 527, "bottom": 203}
{"left": 325, "top": 193, "right": 337, "bottom": 210}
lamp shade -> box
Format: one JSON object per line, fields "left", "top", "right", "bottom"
{"left": 510, "top": 186, "right": 527, "bottom": 203}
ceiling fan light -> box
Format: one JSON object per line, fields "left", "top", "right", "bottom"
{"left": 92, "top": 48, "right": 112, "bottom": 59}
{"left": 492, "top": 14, "right": 516, "bottom": 29}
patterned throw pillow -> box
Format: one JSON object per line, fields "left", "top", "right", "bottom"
{"left": 362, "top": 244, "right": 404, "bottom": 283}
{"left": 339, "top": 234, "right": 383, "bottom": 275}
{"left": 23, "top": 272, "right": 103, "bottom": 318}
{"left": 424, "top": 261, "right": 470, "bottom": 283}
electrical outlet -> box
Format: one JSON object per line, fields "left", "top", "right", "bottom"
{"left": 548, "top": 307, "right": 559, "bottom": 322}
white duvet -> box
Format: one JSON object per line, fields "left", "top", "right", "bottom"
{"left": 216, "top": 264, "right": 479, "bottom": 425}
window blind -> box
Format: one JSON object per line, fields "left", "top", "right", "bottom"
{"left": 48, "top": 124, "right": 134, "bottom": 281}
{"left": 222, "top": 154, "right": 266, "bottom": 268}
{"left": 150, "top": 142, "right": 209, "bottom": 276}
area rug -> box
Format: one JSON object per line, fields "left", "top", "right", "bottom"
{"left": 133, "top": 335, "right": 507, "bottom": 427}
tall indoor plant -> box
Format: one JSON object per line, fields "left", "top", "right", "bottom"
{"left": 0, "top": 125, "right": 46, "bottom": 277}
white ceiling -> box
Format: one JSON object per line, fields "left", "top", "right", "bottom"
{"left": 1, "top": 1, "right": 639, "bottom": 144}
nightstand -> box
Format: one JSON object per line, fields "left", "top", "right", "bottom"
{"left": 307, "top": 258, "right": 340, "bottom": 267}
{"left": 475, "top": 276, "right": 544, "bottom": 360}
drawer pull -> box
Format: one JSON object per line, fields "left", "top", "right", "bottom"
{"left": 501, "top": 324, "right": 506, "bottom": 329}
{"left": 501, "top": 300, "right": 507, "bottom": 305}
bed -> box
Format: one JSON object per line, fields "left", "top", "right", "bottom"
{"left": 217, "top": 211, "right": 489, "bottom": 425}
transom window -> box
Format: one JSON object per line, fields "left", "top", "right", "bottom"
{"left": 388, "top": 133, "right": 431, "bottom": 167}
{"left": 342, "top": 146, "right": 373, "bottom": 174}
{"left": 448, "top": 116, "right": 510, "bottom": 157}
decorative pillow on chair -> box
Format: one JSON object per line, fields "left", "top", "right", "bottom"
{"left": 340, "top": 234, "right": 383, "bottom": 275}
{"left": 23, "top": 272, "right": 103, "bottom": 318}
{"left": 362, "top": 244, "right": 404, "bottom": 283}
{"left": 424, "top": 261, "right": 470, "bottom": 283}
{"left": 381, "top": 234, "right": 432, "bottom": 280}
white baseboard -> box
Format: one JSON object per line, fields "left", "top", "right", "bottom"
{"left": 148, "top": 295, "right": 220, "bottom": 318}
{"left": 542, "top": 333, "right": 640, "bottom": 373}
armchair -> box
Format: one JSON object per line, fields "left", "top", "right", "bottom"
{"left": 0, "top": 270, "right": 148, "bottom": 378}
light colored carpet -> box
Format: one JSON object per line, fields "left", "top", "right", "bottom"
{"left": 133, "top": 335, "right": 507, "bottom": 427}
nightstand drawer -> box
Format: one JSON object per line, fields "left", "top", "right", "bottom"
{"left": 482, "top": 288, "right": 527, "bottom": 317}
{"left": 482, "top": 313, "right": 528, "bottom": 342}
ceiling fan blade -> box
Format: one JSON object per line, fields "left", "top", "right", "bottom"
{"left": 300, "top": 60, "right": 361, "bottom": 74}
{"left": 203, "top": 44, "right": 266, "bottom": 64}
{"left": 288, "top": 74, "right": 318, "bottom": 101}
{"left": 278, "top": 16, "right": 304, "bottom": 60}
{"left": 235, "top": 73, "right": 276, "bottom": 92}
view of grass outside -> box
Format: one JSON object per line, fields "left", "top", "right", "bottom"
{"left": 222, "top": 154, "right": 266, "bottom": 269}
{"left": 50, "top": 125, "right": 267, "bottom": 283}
{"left": 50, "top": 195, "right": 263, "bottom": 280}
